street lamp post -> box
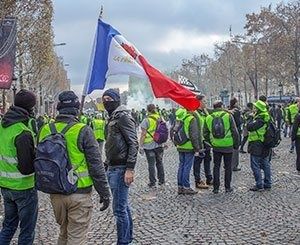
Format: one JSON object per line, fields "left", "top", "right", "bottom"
{"left": 278, "top": 82, "right": 283, "bottom": 103}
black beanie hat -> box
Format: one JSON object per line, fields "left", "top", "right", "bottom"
{"left": 102, "top": 89, "right": 120, "bottom": 101}
{"left": 56, "top": 91, "right": 80, "bottom": 111}
{"left": 14, "top": 89, "right": 36, "bottom": 111}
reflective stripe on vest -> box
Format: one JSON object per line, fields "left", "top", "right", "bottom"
{"left": 0, "top": 122, "right": 35, "bottom": 190}
{"left": 144, "top": 113, "right": 160, "bottom": 144}
{"left": 92, "top": 119, "right": 105, "bottom": 140}
{"left": 0, "top": 155, "right": 18, "bottom": 164}
{"left": 0, "top": 171, "right": 34, "bottom": 178}
{"left": 176, "top": 115, "right": 194, "bottom": 150}
{"left": 38, "top": 122, "right": 93, "bottom": 189}
{"left": 248, "top": 112, "right": 270, "bottom": 142}
{"left": 206, "top": 111, "right": 233, "bottom": 148}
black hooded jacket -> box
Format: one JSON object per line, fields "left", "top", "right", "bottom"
{"left": 1, "top": 106, "right": 35, "bottom": 175}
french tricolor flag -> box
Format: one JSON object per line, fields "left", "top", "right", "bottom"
{"left": 83, "top": 19, "right": 200, "bottom": 111}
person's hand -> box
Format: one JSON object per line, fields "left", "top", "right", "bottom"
{"left": 124, "top": 169, "right": 134, "bottom": 186}
{"left": 99, "top": 196, "right": 110, "bottom": 211}
{"left": 194, "top": 152, "right": 200, "bottom": 157}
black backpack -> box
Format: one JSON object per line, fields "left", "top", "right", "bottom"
{"left": 34, "top": 122, "right": 78, "bottom": 194}
{"left": 211, "top": 112, "right": 227, "bottom": 139}
{"left": 171, "top": 118, "right": 189, "bottom": 146}
{"left": 263, "top": 120, "right": 281, "bottom": 148}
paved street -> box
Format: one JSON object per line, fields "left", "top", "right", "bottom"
{"left": 1, "top": 137, "right": 300, "bottom": 244}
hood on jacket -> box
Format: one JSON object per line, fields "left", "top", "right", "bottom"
{"left": 1, "top": 106, "right": 31, "bottom": 128}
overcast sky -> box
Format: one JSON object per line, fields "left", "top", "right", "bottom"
{"left": 52, "top": 0, "right": 284, "bottom": 96}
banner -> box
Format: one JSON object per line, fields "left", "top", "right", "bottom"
{"left": 0, "top": 17, "right": 17, "bottom": 89}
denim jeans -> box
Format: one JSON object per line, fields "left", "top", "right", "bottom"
{"left": 178, "top": 152, "right": 194, "bottom": 188}
{"left": 107, "top": 166, "right": 133, "bottom": 245}
{"left": 250, "top": 155, "right": 272, "bottom": 188}
{"left": 193, "top": 149, "right": 212, "bottom": 183}
{"left": 144, "top": 147, "right": 165, "bottom": 185}
{"left": 0, "top": 188, "right": 38, "bottom": 245}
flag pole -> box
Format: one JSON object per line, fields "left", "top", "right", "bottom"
{"left": 80, "top": 5, "right": 104, "bottom": 115}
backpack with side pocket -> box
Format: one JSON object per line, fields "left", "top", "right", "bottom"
{"left": 34, "top": 122, "right": 78, "bottom": 194}
{"left": 171, "top": 118, "right": 189, "bottom": 146}
{"left": 263, "top": 120, "right": 281, "bottom": 148}
{"left": 147, "top": 116, "right": 169, "bottom": 144}
{"left": 211, "top": 112, "right": 226, "bottom": 139}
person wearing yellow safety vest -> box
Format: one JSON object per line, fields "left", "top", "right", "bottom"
{"left": 91, "top": 113, "right": 106, "bottom": 153}
{"left": 287, "top": 98, "right": 300, "bottom": 153}
{"left": 39, "top": 91, "right": 110, "bottom": 244}
{"left": 139, "top": 104, "right": 165, "bottom": 187}
{"left": 192, "top": 95, "right": 213, "bottom": 189}
{"left": 291, "top": 98, "right": 300, "bottom": 174}
{"left": 204, "top": 100, "right": 240, "bottom": 194}
{"left": 0, "top": 89, "right": 38, "bottom": 244}
{"left": 247, "top": 100, "right": 272, "bottom": 191}
{"left": 175, "top": 108, "right": 201, "bottom": 195}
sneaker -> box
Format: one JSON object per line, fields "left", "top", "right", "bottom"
{"left": 232, "top": 167, "right": 241, "bottom": 172}
{"left": 206, "top": 179, "right": 213, "bottom": 186}
{"left": 264, "top": 187, "right": 271, "bottom": 191}
{"left": 225, "top": 188, "right": 233, "bottom": 193}
{"left": 249, "top": 186, "right": 264, "bottom": 192}
{"left": 195, "top": 180, "right": 209, "bottom": 189}
{"left": 213, "top": 189, "right": 219, "bottom": 194}
{"left": 158, "top": 182, "right": 165, "bottom": 186}
{"left": 182, "top": 187, "right": 198, "bottom": 195}
{"left": 148, "top": 183, "right": 156, "bottom": 188}
{"left": 178, "top": 187, "right": 184, "bottom": 195}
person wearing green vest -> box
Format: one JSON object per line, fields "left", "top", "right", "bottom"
{"left": 175, "top": 108, "right": 201, "bottom": 195}
{"left": 291, "top": 98, "right": 300, "bottom": 174}
{"left": 91, "top": 113, "right": 106, "bottom": 154}
{"left": 0, "top": 89, "right": 38, "bottom": 244}
{"left": 287, "top": 98, "right": 300, "bottom": 153}
{"left": 193, "top": 95, "right": 213, "bottom": 189}
{"left": 247, "top": 100, "right": 272, "bottom": 191}
{"left": 139, "top": 104, "right": 165, "bottom": 187}
{"left": 204, "top": 100, "right": 239, "bottom": 194}
{"left": 39, "top": 91, "right": 110, "bottom": 244}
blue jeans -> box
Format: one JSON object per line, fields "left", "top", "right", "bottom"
{"left": 107, "top": 166, "right": 133, "bottom": 245}
{"left": 178, "top": 152, "right": 195, "bottom": 188}
{"left": 0, "top": 188, "right": 38, "bottom": 245}
{"left": 250, "top": 155, "right": 272, "bottom": 188}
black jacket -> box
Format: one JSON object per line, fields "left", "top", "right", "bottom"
{"left": 291, "top": 113, "right": 300, "bottom": 141}
{"left": 1, "top": 106, "right": 35, "bottom": 175}
{"left": 230, "top": 106, "right": 242, "bottom": 131}
{"left": 105, "top": 106, "right": 138, "bottom": 170}
{"left": 54, "top": 114, "right": 110, "bottom": 198}
{"left": 247, "top": 115, "right": 271, "bottom": 157}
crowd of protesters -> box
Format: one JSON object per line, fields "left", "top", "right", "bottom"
{"left": 0, "top": 88, "right": 299, "bottom": 245}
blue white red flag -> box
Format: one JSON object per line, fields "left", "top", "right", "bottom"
{"left": 83, "top": 19, "right": 200, "bottom": 111}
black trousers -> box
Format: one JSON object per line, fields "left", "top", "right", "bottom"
{"left": 295, "top": 138, "right": 300, "bottom": 171}
{"left": 213, "top": 151, "right": 233, "bottom": 190}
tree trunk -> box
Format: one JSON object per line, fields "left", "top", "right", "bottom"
{"left": 294, "top": 75, "right": 300, "bottom": 96}
{"left": 265, "top": 77, "right": 268, "bottom": 96}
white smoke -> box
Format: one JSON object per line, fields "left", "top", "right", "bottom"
{"left": 126, "top": 90, "right": 174, "bottom": 110}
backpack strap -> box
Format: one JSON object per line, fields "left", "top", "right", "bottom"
{"left": 49, "top": 123, "right": 58, "bottom": 135}
{"left": 61, "top": 122, "right": 77, "bottom": 135}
